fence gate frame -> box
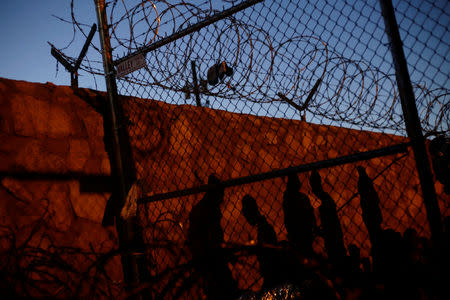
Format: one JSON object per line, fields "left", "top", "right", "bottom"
{"left": 94, "top": 0, "right": 444, "bottom": 294}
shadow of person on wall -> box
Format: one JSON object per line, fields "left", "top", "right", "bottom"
{"left": 187, "top": 174, "right": 238, "bottom": 300}
{"left": 241, "top": 194, "right": 282, "bottom": 289}
{"left": 357, "top": 166, "right": 383, "bottom": 251}
{"left": 309, "top": 170, "right": 346, "bottom": 269}
{"left": 283, "top": 173, "right": 318, "bottom": 258}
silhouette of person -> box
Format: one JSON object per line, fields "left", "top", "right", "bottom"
{"left": 401, "top": 228, "right": 425, "bottom": 300}
{"left": 241, "top": 194, "right": 281, "bottom": 289}
{"left": 376, "top": 229, "right": 407, "bottom": 299}
{"left": 309, "top": 171, "right": 346, "bottom": 267}
{"left": 283, "top": 173, "right": 317, "bottom": 257}
{"left": 345, "top": 244, "right": 362, "bottom": 285}
{"left": 429, "top": 135, "right": 450, "bottom": 195}
{"left": 444, "top": 216, "right": 450, "bottom": 250}
{"left": 357, "top": 166, "right": 383, "bottom": 248}
{"left": 403, "top": 228, "right": 420, "bottom": 265}
{"left": 187, "top": 174, "right": 237, "bottom": 300}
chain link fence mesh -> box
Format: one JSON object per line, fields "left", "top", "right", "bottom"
{"left": 103, "top": 0, "right": 448, "bottom": 298}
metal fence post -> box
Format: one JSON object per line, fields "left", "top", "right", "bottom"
{"left": 94, "top": 0, "right": 148, "bottom": 297}
{"left": 191, "top": 60, "right": 202, "bottom": 107}
{"left": 379, "top": 0, "right": 443, "bottom": 243}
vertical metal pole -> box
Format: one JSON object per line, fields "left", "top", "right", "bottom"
{"left": 191, "top": 60, "right": 202, "bottom": 107}
{"left": 94, "top": 0, "right": 146, "bottom": 298}
{"left": 379, "top": 0, "right": 443, "bottom": 243}
{"left": 71, "top": 72, "right": 78, "bottom": 89}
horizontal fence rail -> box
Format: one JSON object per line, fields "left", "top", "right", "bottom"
{"left": 138, "top": 142, "right": 410, "bottom": 204}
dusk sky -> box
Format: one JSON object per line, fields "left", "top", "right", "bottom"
{"left": 0, "top": 0, "right": 98, "bottom": 88}
{"left": 0, "top": 0, "right": 232, "bottom": 90}
{"left": 0, "top": 0, "right": 447, "bottom": 101}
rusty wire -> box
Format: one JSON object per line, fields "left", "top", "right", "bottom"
{"left": 53, "top": 0, "right": 449, "bottom": 136}
{"left": 0, "top": 200, "right": 124, "bottom": 299}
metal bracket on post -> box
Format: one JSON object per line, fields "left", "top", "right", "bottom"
{"left": 191, "top": 60, "right": 202, "bottom": 107}
{"left": 379, "top": 0, "right": 443, "bottom": 243}
{"left": 49, "top": 23, "right": 97, "bottom": 88}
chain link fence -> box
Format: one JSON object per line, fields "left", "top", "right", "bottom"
{"left": 103, "top": 0, "right": 448, "bottom": 298}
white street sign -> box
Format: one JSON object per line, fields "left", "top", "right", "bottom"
{"left": 116, "top": 53, "right": 147, "bottom": 78}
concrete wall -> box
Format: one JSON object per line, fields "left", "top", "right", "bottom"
{"left": 0, "top": 78, "right": 447, "bottom": 296}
